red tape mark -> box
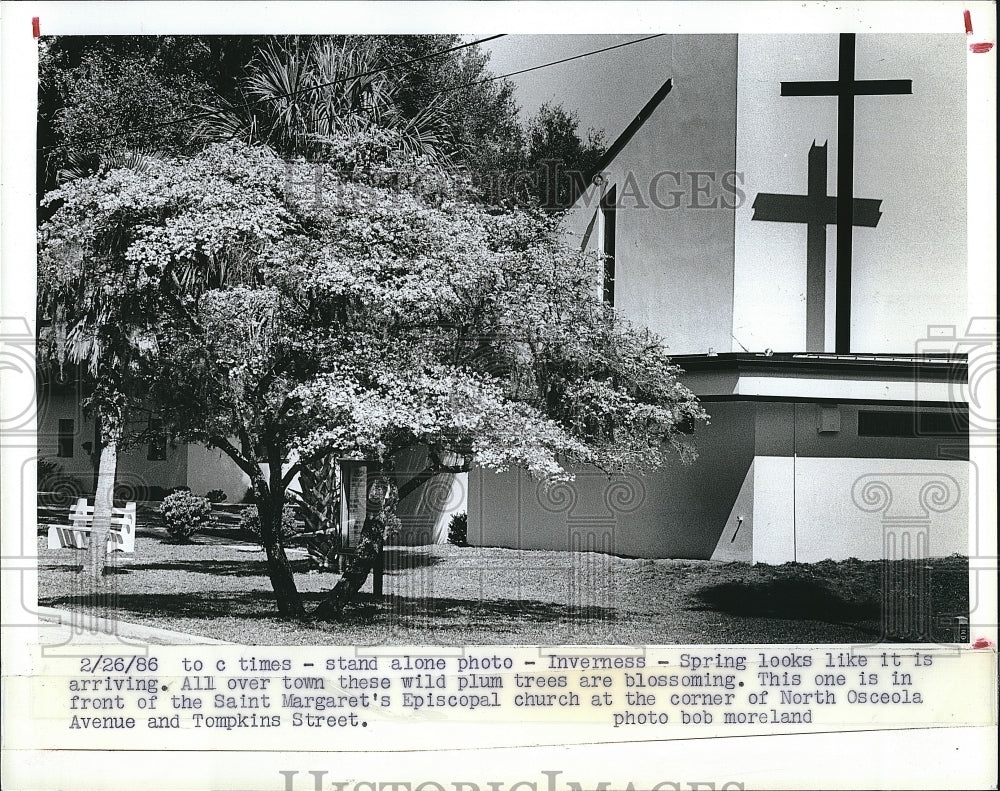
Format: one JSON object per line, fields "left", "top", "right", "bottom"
{"left": 32, "top": 17, "right": 40, "bottom": 38}
{"left": 965, "top": 10, "right": 995, "bottom": 53}
{"left": 971, "top": 637, "right": 995, "bottom": 649}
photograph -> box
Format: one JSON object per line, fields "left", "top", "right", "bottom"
{"left": 31, "top": 29, "right": 976, "bottom": 647}
{"left": 3, "top": 4, "right": 996, "bottom": 790}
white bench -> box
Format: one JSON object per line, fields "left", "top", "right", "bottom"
{"left": 47, "top": 498, "right": 137, "bottom": 553}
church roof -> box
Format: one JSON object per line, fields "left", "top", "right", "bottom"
{"left": 673, "top": 351, "right": 966, "bottom": 379}
{"left": 567, "top": 77, "right": 674, "bottom": 206}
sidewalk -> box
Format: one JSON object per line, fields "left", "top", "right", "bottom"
{"left": 35, "top": 606, "right": 232, "bottom": 646}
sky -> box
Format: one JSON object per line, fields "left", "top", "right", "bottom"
{"left": 478, "top": 34, "right": 677, "bottom": 141}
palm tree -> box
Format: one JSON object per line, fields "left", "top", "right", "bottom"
{"left": 193, "top": 37, "right": 457, "bottom": 168}
{"left": 38, "top": 207, "right": 162, "bottom": 580}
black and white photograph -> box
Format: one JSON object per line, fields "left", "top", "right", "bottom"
{"left": 29, "top": 26, "right": 976, "bottom": 645}
{"left": 1, "top": 3, "right": 996, "bottom": 790}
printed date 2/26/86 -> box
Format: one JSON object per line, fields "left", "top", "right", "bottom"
{"left": 79, "top": 655, "right": 159, "bottom": 674}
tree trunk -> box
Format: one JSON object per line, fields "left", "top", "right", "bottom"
{"left": 86, "top": 414, "right": 121, "bottom": 580}
{"left": 255, "top": 471, "right": 307, "bottom": 621}
{"left": 261, "top": 528, "right": 306, "bottom": 620}
{"left": 313, "top": 474, "right": 396, "bottom": 621}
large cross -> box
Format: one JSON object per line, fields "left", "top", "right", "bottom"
{"left": 780, "top": 33, "right": 911, "bottom": 353}
{"left": 752, "top": 142, "right": 882, "bottom": 351}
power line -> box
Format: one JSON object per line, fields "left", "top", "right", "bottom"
{"left": 419, "top": 34, "right": 665, "bottom": 100}
{"left": 42, "top": 33, "right": 666, "bottom": 159}
{"left": 40, "top": 34, "right": 507, "bottom": 156}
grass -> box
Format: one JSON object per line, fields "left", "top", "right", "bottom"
{"left": 36, "top": 519, "right": 970, "bottom": 645}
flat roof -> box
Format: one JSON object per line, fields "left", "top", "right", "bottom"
{"left": 673, "top": 351, "right": 967, "bottom": 381}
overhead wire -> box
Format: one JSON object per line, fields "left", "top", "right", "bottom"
{"left": 41, "top": 34, "right": 667, "bottom": 159}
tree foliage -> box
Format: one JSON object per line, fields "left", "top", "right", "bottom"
{"left": 39, "top": 138, "right": 706, "bottom": 616}
{"left": 37, "top": 36, "right": 267, "bottom": 196}
{"left": 526, "top": 101, "right": 607, "bottom": 209}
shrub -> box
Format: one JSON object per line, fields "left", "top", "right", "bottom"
{"left": 239, "top": 504, "right": 299, "bottom": 543}
{"left": 37, "top": 458, "right": 62, "bottom": 487}
{"left": 159, "top": 490, "right": 213, "bottom": 541}
{"left": 448, "top": 512, "right": 468, "bottom": 546}
{"left": 205, "top": 489, "right": 228, "bottom": 503}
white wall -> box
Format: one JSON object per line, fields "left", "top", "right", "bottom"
{"left": 186, "top": 444, "right": 251, "bottom": 503}
{"left": 734, "top": 34, "right": 967, "bottom": 353}
{"left": 469, "top": 401, "right": 756, "bottom": 559}
{"left": 792, "top": 457, "right": 968, "bottom": 562}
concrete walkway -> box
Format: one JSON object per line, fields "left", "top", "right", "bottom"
{"left": 35, "top": 606, "right": 231, "bottom": 646}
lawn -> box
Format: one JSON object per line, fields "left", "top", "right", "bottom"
{"left": 36, "top": 514, "right": 969, "bottom": 645}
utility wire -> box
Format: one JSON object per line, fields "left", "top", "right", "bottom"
{"left": 419, "top": 34, "right": 664, "bottom": 100}
{"left": 40, "top": 34, "right": 507, "bottom": 155}
{"left": 42, "top": 33, "right": 666, "bottom": 158}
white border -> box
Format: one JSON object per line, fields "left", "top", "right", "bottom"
{"left": 2, "top": 3, "right": 996, "bottom": 790}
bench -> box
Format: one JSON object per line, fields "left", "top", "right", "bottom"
{"left": 47, "top": 498, "right": 137, "bottom": 553}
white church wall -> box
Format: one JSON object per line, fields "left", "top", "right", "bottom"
{"left": 734, "top": 34, "right": 967, "bottom": 353}
{"left": 468, "top": 401, "right": 756, "bottom": 558}
{"left": 749, "top": 456, "right": 796, "bottom": 565}
{"left": 565, "top": 35, "right": 739, "bottom": 356}
{"left": 393, "top": 447, "right": 466, "bottom": 545}
{"left": 708, "top": 460, "right": 755, "bottom": 563}
{"left": 792, "top": 457, "right": 968, "bottom": 562}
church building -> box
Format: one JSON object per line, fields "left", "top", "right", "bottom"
{"left": 468, "top": 33, "right": 971, "bottom": 563}
{"left": 38, "top": 34, "right": 972, "bottom": 563}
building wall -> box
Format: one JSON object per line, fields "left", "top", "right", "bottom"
{"left": 792, "top": 457, "right": 967, "bottom": 563}
{"left": 564, "top": 35, "right": 739, "bottom": 356}
{"left": 186, "top": 444, "right": 251, "bottom": 503}
{"left": 469, "top": 401, "right": 755, "bottom": 558}
{"left": 469, "top": 398, "right": 969, "bottom": 563}
{"left": 393, "top": 447, "right": 466, "bottom": 545}
{"left": 734, "top": 34, "right": 967, "bottom": 352}
{"left": 37, "top": 388, "right": 188, "bottom": 496}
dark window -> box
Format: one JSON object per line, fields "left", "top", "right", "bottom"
{"left": 858, "top": 409, "right": 969, "bottom": 438}
{"left": 147, "top": 418, "right": 167, "bottom": 461}
{"left": 57, "top": 419, "right": 74, "bottom": 458}
{"left": 601, "top": 184, "right": 617, "bottom": 306}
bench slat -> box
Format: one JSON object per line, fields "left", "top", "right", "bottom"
{"left": 49, "top": 500, "right": 137, "bottom": 553}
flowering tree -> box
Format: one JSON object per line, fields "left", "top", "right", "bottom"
{"left": 37, "top": 143, "right": 290, "bottom": 578}
{"left": 41, "top": 140, "right": 706, "bottom": 618}
{"left": 152, "top": 145, "right": 706, "bottom": 619}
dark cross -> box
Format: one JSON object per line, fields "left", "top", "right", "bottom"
{"left": 752, "top": 142, "right": 882, "bottom": 351}
{"left": 781, "top": 33, "right": 911, "bottom": 353}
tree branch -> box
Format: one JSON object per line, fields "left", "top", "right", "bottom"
{"left": 281, "top": 443, "right": 338, "bottom": 489}
{"left": 208, "top": 434, "right": 257, "bottom": 477}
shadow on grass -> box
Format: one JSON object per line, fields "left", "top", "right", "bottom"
{"left": 379, "top": 548, "right": 448, "bottom": 571}
{"left": 691, "top": 578, "right": 879, "bottom": 624}
{"left": 43, "top": 558, "right": 313, "bottom": 578}
{"left": 133, "top": 526, "right": 253, "bottom": 545}
{"left": 40, "top": 549, "right": 442, "bottom": 579}
{"left": 41, "top": 590, "right": 621, "bottom": 629}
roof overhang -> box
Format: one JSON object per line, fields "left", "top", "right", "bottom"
{"left": 674, "top": 352, "right": 968, "bottom": 404}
